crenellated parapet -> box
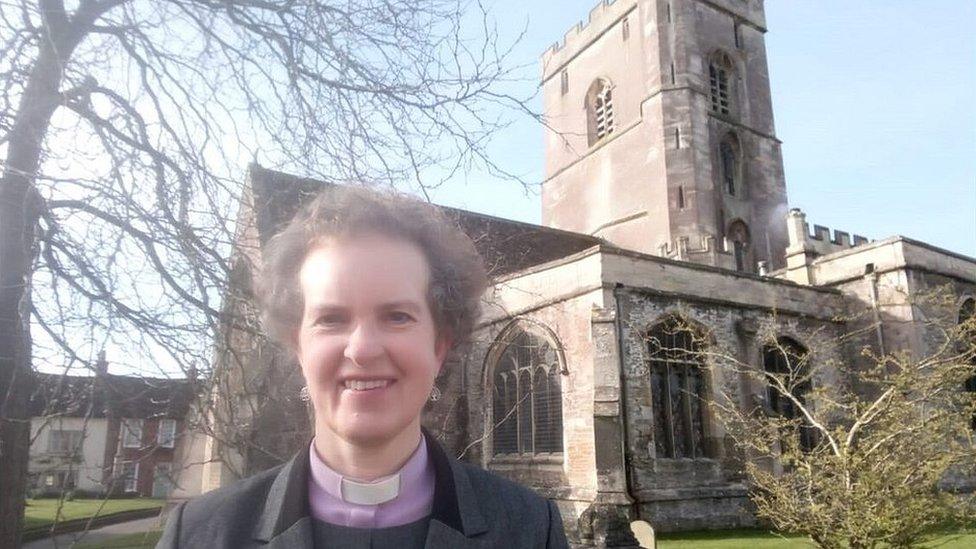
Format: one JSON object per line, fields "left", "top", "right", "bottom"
{"left": 786, "top": 208, "right": 869, "bottom": 258}
{"left": 782, "top": 208, "right": 871, "bottom": 285}
{"left": 541, "top": 0, "right": 638, "bottom": 80}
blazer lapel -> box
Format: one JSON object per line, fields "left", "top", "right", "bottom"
{"left": 267, "top": 516, "right": 314, "bottom": 549}
{"left": 252, "top": 445, "right": 313, "bottom": 545}
{"left": 424, "top": 519, "right": 490, "bottom": 548}
{"left": 423, "top": 431, "right": 490, "bottom": 546}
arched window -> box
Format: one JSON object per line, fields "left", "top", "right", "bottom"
{"left": 762, "top": 337, "right": 816, "bottom": 452}
{"left": 490, "top": 325, "right": 564, "bottom": 456}
{"left": 709, "top": 53, "right": 734, "bottom": 115}
{"left": 586, "top": 79, "right": 615, "bottom": 145}
{"left": 646, "top": 316, "right": 708, "bottom": 459}
{"left": 719, "top": 135, "right": 740, "bottom": 196}
{"left": 726, "top": 220, "right": 751, "bottom": 273}
{"left": 959, "top": 298, "right": 976, "bottom": 430}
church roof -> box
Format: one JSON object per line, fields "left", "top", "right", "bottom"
{"left": 246, "top": 165, "right": 605, "bottom": 278}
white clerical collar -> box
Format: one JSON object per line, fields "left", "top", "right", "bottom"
{"left": 341, "top": 474, "right": 400, "bottom": 505}
{"left": 308, "top": 435, "right": 429, "bottom": 506}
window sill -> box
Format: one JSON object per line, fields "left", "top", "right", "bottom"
{"left": 489, "top": 453, "right": 564, "bottom": 466}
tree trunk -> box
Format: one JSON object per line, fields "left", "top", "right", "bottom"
{"left": 0, "top": 23, "right": 71, "bottom": 548}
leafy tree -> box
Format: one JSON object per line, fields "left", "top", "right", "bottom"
{"left": 700, "top": 290, "right": 976, "bottom": 548}
{"left": 0, "top": 0, "right": 524, "bottom": 545}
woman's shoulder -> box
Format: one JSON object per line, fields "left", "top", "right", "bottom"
{"left": 182, "top": 463, "right": 283, "bottom": 516}
{"left": 159, "top": 463, "right": 286, "bottom": 547}
{"left": 454, "top": 460, "right": 553, "bottom": 513}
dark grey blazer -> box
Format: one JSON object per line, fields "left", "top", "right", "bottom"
{"left": 157, "top": 435, "right": 568, "bottom": 548}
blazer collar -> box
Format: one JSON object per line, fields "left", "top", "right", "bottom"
{"left": 252, "top": 431, "right": 489, "bottom": 543}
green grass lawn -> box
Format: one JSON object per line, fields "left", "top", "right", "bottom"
{"left": 24, "top": 498, "right": 164, "bottom": 531}
{"left": 64, "top": 526, "right": 976, "bottom": 549}
{"left": 75, "top": 530, "right": 163, "bottom": 549}
{"left": 657, "top": 529, "right": 976, "bottom": 549}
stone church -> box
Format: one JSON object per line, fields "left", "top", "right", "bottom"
{"left": 171, "top": 0, "right": 976, "bottom": 546}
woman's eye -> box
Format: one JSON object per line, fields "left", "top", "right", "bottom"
{"left": 387, "top": 311, "right": 414, "bottom": 324}
{"left": 315, "top": 314, "right": 346, "bottom": 326}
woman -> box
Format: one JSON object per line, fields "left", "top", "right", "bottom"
{"left": 158, "top": 187, "right": 569, "bottom": 548}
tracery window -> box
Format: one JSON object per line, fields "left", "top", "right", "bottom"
{"left": 491, "top": 326, "right": 564, "bottom": 456}
{"left": 709, "top": 53, "right": 733, "bottom": 115}
{"left": 762, "top": 337, "right": 817, "bottom": 452}
{"left": 586, "top": 79, "right": 615, "bottom": 145}
{"left": 647, "top": 317, "right": 708, "bottom": 459}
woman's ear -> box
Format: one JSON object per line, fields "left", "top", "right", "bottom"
{"left": 435, "top": 332, "right": 453, "bottom": 372}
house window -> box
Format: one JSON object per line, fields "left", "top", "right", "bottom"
{"left": 42, "top": 471, "right": 76, "bottom": 490}
{"left": 960, "top": 298, "right": 976, "bottom": 430}
{"left": 157, "top": 419, "right": 177, "bottom": 448}
{"left": 586, "top": 79, "right": 614, "bottom": 145}
{"left": 560, "top": 70, "right": 569, "bottom": 96}
{"left": 490, "top": 325, "right": 564, "bottom": 456}
{"left": 121, "top": 419, "right": 143, "bottom": 448}
{"left": 762, "top": 338, "right": 817, "bottom": 452}
{"left": 152, "top": 463, "right": 174, "bottom": 498}
{"left": 647, "top": 317, "right": 708, "bottom": 459}
{"left": 709, "top": 53, "right": 733, "bottom": 115}
{"left": 48, "top": 430, "right": 84, "bottom": 454}
{"left": 119, "top": 461, "right": 139, "bottom": 493}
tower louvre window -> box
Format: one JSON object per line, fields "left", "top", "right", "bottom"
{"left": 560, "top": 70, "right": 569, "bottom": 96}
{"left": 709, "top": 53, "right": 734, "bottom": 115}
{"left": 595, "top": 84, "right": 614, "bottom": 139}
{"left": 586, "top": 79, "right": 615, "bottom": 145}
{"left": 727, "top": 219, "right": 751, "bottom": 272}
{"left": 622, "top": 17, "right": 630, "bottom": 41}
{"left": 720, "top": 140, "right": 737, "bottom": 195}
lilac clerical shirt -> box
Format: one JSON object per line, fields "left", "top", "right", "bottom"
{"left": 307, "top": 436, "right": 435, "bottom": 528}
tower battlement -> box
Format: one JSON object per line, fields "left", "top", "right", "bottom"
{"left": 786, "top": 209, "right": 870, "bottom": 258}
{"left": 541, "top": 0, "right": 637, "bottom": 78}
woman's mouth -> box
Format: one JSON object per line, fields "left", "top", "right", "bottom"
{"left": 343, "top": 379, "right": 393, "bottom": 391}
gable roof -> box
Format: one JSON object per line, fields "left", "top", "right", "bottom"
{"left": 246, "top": 165, "right": 604, "bottom": 278}
{"left": 29, "top": 372, "right": 193, "bottom": 420}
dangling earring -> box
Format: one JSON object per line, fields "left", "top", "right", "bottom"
{"left": 429, "top": 385, "right": 441, "bottom": 402}
{"left": 299, "top": 386, "right": 311, "bottom": 402}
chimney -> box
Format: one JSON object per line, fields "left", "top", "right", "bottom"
{"left": 95, "top": 350, "right": 109, "bottom": 377}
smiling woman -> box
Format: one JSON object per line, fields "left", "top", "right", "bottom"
{"left": 156, "top": 187, "right": 568, "bottom": 548}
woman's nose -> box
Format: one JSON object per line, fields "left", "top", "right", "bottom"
{"left": 343, "top": 322, "right": 384, "bottom": 365}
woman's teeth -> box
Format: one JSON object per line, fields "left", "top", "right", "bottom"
{"left": 344, "top": 379, "right": 391, "bottom": 391}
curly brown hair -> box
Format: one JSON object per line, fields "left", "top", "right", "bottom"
{"left": 255, "top": 186, "right": 488, "bottom": 353}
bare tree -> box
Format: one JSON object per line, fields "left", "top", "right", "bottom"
{"left": 682, "top": 289, "right": 976, "bottom": 548}
{"left": 0, "top": 0, "right": 527, "bottom": 545}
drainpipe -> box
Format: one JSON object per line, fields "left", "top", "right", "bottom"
{"left": 612, "top": 283, "right": 639, "bottom": 510}
{"left": 865, "top": 264, "right": 887, "bottom": 357}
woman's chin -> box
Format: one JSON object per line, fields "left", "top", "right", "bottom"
{"left": 325, "top": 414, "right": 414, "bottom": 447}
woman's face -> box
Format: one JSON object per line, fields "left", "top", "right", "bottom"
{"left": 295, "top": 233, "right": 449, "bottom": 446}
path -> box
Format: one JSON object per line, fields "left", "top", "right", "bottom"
{"left": 23, "top": 515, "right": 160, "bottom": 549}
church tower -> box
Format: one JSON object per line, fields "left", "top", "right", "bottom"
{"left": 541, "top": 0, "right": 789, "bottom": 271}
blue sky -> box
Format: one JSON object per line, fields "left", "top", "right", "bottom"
{"left": 429, "top": 0, "right": 976, "bottom": 257}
